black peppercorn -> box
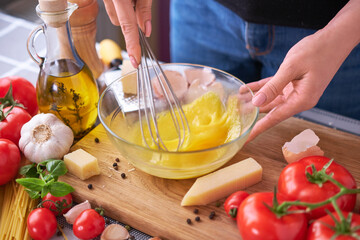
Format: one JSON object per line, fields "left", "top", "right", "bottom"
{"left": 115, "top": 158, "right": 120, "bottom": 162}
{"left": 186, "top": 218, "right": 192, "bottom": 225}
{"left": 88, "top": 184, "right": 93, "bottom": 189}
{"left": 121, "top": 173, "right": 126, "bottom": 179}
{"left": 209, "top": 211, "right": 215, "bottom": 219}
{"left": 113, "top": 162, "right": 118, "bottom": 167}
{"left": 95, "top": 137, "right": 100, "bottom": 143}
{"left": 193, "top": 208, "right": 199, "bottom": 214}
{"left": 195, "top": 216, "right": 200, "bottom": 222}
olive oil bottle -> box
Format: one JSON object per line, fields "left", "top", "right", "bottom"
{"left": 28, "top": 1, "right": 99, "bottom": 139}
{"left": 37, "top": 59, "right": 99, "bottom": 139}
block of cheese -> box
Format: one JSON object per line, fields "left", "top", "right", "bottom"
{"left": 121, "top": 59, "right": 137, "bottom": 94}
{"left": 64, "top": 149, "right": 101, "bottom": 180}
{"left": 181, "top": 158, "right": 262, "bottom": 206}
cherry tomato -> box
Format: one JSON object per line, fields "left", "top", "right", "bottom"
{"left": 0, "top": 76, "right": 38, "bottom": 116}
{"left": 73, "top": 209, "right": 105, "bottom": 240}
{"left": 27, "top": 208, "right": 57, "bottom": 240}
{"left": 42, "top": 193, "right": 73, "bottom": 216}
{"left": 0, "top": 138, "right": 21, "bottom": 185}
{"left": 224, "top": 191, "right": 249, "bottom": 220}
{"left": 307, "top": 211, "right": 360, "bottom": 240}
{"left": 278, "top": 156, "right": 357, "bottom": 220}
{"left": 0, "top": 106, "right": 31, "bottom": 145}
{"left": 237, "top": 192, "right": 308, "bottom": 240}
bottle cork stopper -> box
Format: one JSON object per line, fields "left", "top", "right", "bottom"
{"left": 38, "top": 0, "right": 67, "bottom": 12}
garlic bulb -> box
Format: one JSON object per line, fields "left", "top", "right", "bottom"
{"left": 19, "top": 113, "right": 74, "bottom": 163}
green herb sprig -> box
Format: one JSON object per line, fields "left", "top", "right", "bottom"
{"left": 16, "top": 159, "right": 74, "bottom": 199}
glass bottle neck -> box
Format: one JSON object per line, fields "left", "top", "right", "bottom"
{"left": 43, "top": 20, "right": 84, "bottom": 69}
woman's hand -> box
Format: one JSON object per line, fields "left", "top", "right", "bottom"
{"left": 246, "top": 0, "right": 360, "bottom": 142}
{"left": 246, "top": 30, "right": 349, "bottom": 142}
{"left": 103, "top": 0, "right": 152, "bottom": 68}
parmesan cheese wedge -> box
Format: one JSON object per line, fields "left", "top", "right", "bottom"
{"left": 64, "top": 149, "right": 101, "bottom": 180}
{"left": 181, "top": 158, "right": 262, "bottom": 206}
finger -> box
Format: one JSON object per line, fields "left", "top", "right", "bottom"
{"left": 258, "top": 96, "right": 285, "bottom": 113}
{"left": 136, "top": 0, "right": 153, "bottom": 37}
{"left": 103, "top": 0, "right": 120, "bottom": 25}
{"left": 247, "top": 95, "right": 302, "bottom": 142}
{"left": 252, "top": 65, "right": 297, "bottom": 107}
{"left": 238, "top": 90, "right": 253, "bottom": 103}
{"left": 244, "top": 77, "right": 272, "bottom": 93}
{"left": 113, "top": 0, "right": 141, "bottom": 66}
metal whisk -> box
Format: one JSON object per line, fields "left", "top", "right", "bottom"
{"left": 137, "top": 27, "right": 190, "bottom": 151}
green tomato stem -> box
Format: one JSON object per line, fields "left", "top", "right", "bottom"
{"left": 276, "top": 170, "right": 360, "bottom": 213}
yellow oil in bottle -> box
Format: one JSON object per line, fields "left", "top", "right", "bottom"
{"left": 37, "top": 59, "right": 99, "bottom": 139}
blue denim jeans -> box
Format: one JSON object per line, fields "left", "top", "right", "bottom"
{"left": 170, "top": 0, "right": 360, "bottom": 120}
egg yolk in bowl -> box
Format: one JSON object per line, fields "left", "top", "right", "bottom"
{"left": 126, "top": 91, "right": 242, "bottom": 169}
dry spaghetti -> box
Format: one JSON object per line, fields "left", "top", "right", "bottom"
{"left": 0, "top": 180, "right": 38, "bottom": 240}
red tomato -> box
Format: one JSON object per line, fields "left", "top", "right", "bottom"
{"left": 0, "top": 139, "right": 21, "bottom": 185}
{"left": 237, "top": 192, "right": 308, "bottom": 240}
{"left": 27, "top": 208, "right": 57, "bottom": 240}
{"left": 0, "top": 76, "right": 38, "bottom": 116}
{"left": 307, "top": 211, "right": 360, "bottom": 240}
{"left": 42, "top": 193, "right": 73, "bottom": 216}
{"left": 224, "top": 191, "right": 249, "bottom": 220}
{"left": 278, "top": 156, "right": 357, "bottom": 220}
{"left": 73, "top": 209, "right": 105, "bottom": 240}
{"left": 0, "top": 106, "right": 31, "bottom": 145}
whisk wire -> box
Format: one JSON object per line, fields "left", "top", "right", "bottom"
{"left": 137, "top": 27, "right": 190, "bottom": 151}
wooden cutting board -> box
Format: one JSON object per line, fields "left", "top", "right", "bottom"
{"left": 60, "top": 117, "right": 360, "bottom": 240}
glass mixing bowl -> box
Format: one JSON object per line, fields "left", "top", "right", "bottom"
{"left": 98, "top": 63, "right": 258, "bottom": 179}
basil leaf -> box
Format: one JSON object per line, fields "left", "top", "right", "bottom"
{"left": 25, "top": 189, "right": 40, "bottom": 199}
{"left": 41, "top": 185, "right": 50, "bottom": 198}
{"left": 16, "top": 178, "right": 45, "bottom": 192}
{"left": 46, "top": 160, "right": 67, "bottom": 177}
{"left": 19, "top": 164, "right": 39, "bottom": 178}
{"left": 39, "top": 159, "right": 52, "bottom": 166}
{"left": 49, "top": 182, "right": 74, "bottom": 197}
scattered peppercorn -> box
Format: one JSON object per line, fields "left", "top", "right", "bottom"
{"left": 209, "top": 211, "right": 215, "bottom": 219}
{"left": 125, "top": 225, "right": 131, "bottom": 231}
{"left": 113, "top": 162, "right": 118, "bottom": 167}
{"left": 115, "top": 158, "right": 120, "bottom": 162}
{"left": 186, "top": 218, "right": 192, "bottom": 225}
{"left": 121, "top": 173, "right": 126, "bottom": 179}
{"left": 114, "top": 166, "right": 118, "bottom": 170}
{"left": 88, "top": 184, "right": 93, "bottom": 189}
{"left": 95, "top": 137, "right": 100, "bottom": 143}
{"left": 215, "top": 201, "right": 221, "bottom": 207}
{"left": 193, "top": 208, "right": 199, "bottom": 214}
{"left": 195, "top": 216, "right": 200, "bottom": 222}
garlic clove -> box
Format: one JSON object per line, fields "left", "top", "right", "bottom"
{"left": 100, "top": 224, "right": 130, "bottom": 240}
{"left": 282, "top": 129, "right": 324, "bottom": 164}
{"left": 63, "top": 200, "right": 91, "bottom": 224}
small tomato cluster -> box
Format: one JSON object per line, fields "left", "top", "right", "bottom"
{"left": 0, "top": 76, "right": 37, "bottom": 186}
{"left": 224, "top": 156, "right": 360, "bottom": 240}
